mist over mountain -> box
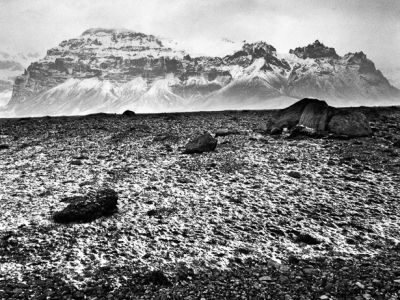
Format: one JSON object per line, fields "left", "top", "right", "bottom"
{"left": 0, "top": 51, "right": 40, "bottom": 107}
{"left": 382, "top": 67, "right": 400, "bottom": 89}
{"left": 2, "top": 28, "right": 399, "bottom": 117}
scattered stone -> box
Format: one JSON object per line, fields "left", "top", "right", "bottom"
{"left": 259, "top": 276, "right": 272, "bottom": 281}
{"left": 303, "top": 268, "right": 318, "bottom": 275}
{"left": 53, "top": 189, "right": 118, "bottom": 223}
{"left": 122, "top": 110, "right": 136, "bottom": 117}
{"left": 295, "top": 232, "right": 322, "bottom": 245}
{"left": 270, "top": 127, "right": 282, "bottom": 135}
{"left": 393, "top": 140, "right": 400, "bottom": 148}
{"left": 70, "top": 160, "right": 83, "bottom": 166}
{"left": 355, "top": 282, "right": 365, "bottom": 289}
{"left": 183, "top": 132, "right": 217, "bottom": 154}
{"left": 288, "top": 171, "right": 301, "bottom": 179}
{"left": 144, "top": 270, "right": 172, "bottom": 286}
{"left": 73, "top": 154, "right": 89, "bottom": 160}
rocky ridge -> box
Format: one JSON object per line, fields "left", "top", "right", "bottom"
{"left": 0, "top": 51, "right": 40, "bottom": 107}
{"left": 4, "top": 29, "right": 400, "bottom": 116}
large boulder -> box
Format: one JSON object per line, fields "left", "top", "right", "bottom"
{"left": 53, "top": 189, "right": 118, "bottom": 223}
{"left": 272, "top": 98, "right": 332, "bottom": 133}
{"left": 122, "top": 110, "right": 136, "bottom": 117}
{"left": 298, "top": 100, "right": 332, "bottom": 132}
{"left": 327, "top": 111, "right": 372, "bottom": 137}
{"left": 270, "top": 98, "right": 372, "bottom": 138}
{"left": 183, "top": 132, "right": 217, "bottom": 154}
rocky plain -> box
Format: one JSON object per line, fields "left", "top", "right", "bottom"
{"left": 1, "top": 104, "right": 400, "bottom": 299}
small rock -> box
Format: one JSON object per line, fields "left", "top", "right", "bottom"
{"left": 270, "top": 127, "right": 282, "bottom": 135}
{"left": 144, "top": 270, "right": 172, "bottom": 286}
{"left": 303, "top": 268, "right": 317, "bottom": 275}
{"left": 288, "top": 171, "right": 301, "bottom": 179}
{"left": 70, "top": 160, "right": 83, "bottom": 166}
{"left": 355, "top": 282, "right": 365, "bottom": 289}
{"left": 183, "top": 132, "right": 217, "bottom": 154}
{"left": 122, "top": 110, "right": 136, "bottom": 117}
{"left": 295, "top": 232, "right": 322, "bottom": 245}
{"left": 259, "top": 276, "right": 272, "bottom": 281}
{"left": 53, "top": 189, "right": 118, "bottom": 223}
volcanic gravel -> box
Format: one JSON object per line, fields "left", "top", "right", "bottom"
{"left": 0, "top": 108, "right": 400, "bottom": 299}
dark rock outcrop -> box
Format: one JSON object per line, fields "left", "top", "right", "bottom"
{"left": 271, "top": 98, "right": 372, "bottom": 138}
{"left": 295, "top": 232, "right": 323, "bottom": 245}
{"left": 122, "top": 110, "right": 136, "bottom": 117}
{"left": 53, "top": 189, "right": 118, "bottom": 223}
{"left": 272, "top": 98, "right": 332, "bottom": 133}
{"left": 290, "top": 40, "right": 339, "bottom": 59}
{"left": 184, "top": 132, "right": 217, "bottom": 154}
{"left": 327, "top": 111, "right": 372, "bottom": 137}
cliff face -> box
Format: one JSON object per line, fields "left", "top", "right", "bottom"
{"left": 5, "top": 30, "right": 400, "bottom": 117}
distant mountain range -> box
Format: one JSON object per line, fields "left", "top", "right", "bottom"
{"left": 1, "top": 28, "right": 399, "bottom": 117}
{"left": 0, "top": 51, "right": 40, "bottom": 107}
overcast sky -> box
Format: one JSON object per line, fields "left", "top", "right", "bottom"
{"left": 0, "top": 0, "right": 399, "bottom": 69}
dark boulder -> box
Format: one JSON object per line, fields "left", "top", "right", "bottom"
{"left": 273, "top": 98, "right": 316, "bottom": 130}
{"left": 143, "top": 270, "right": 172, "bottom": 286}
{"left": 271, "top": 98, "right": 372, "bottom": 138}
{"left": 53, "top": 189, "right": 118, "bottom": 223}
{"left": 297, "top": 100, "right": 332, "bottom": 132}
{"left": 0, "top": 144, "right": 9, "bottom": 150}
{"left": 327, "top": 111, "right": 372, "bottom": 137}
{"left": 122, "top": 110, "right": 136, "bottom": 117}
{"left": 270, "top": 127, "right": 282, "bottom": 135}
{"left": 273, "top": 98, "right": 331, "bottom": 132}
{"left": 295, "top": 232, "right": 322, "bottom": 245}
{"left": 288, "top": 170, "right": 302, "bottom": 179}
{"left": 183, "top": 133, "right": 217, "bottom": 154}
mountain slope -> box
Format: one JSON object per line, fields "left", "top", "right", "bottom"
{"left": 0, "top": 51, "right": 40, "bottom": 107}
{"left": 3, "top": 30, "right": 399, "bottom": 117}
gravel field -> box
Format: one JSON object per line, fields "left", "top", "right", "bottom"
{"left": 1, "top": 107, "right": 400, "bottom": 299}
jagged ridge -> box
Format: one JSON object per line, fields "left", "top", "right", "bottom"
{"left": 4, "top": 29, "right": 399, "bottom": 117}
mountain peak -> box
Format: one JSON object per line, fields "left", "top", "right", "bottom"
{"left": 81, "top": 28, "right": 135, "bottom": 36}
{"left": 290, "top": 40, "right": 339, "bottom": 59}
{"left": 243, "top": 41, "right": 276, "bottom": 58}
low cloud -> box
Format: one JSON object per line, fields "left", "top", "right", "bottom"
{"left": 0, "top": 0, "right": 399, "bottom": 68}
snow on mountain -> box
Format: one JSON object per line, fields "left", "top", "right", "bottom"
{"left": 381, "top": 67, "right": 400, "bottom": 89}
{"left": 4, "top": 31, "right": 400, "bottom": 117}
{"left": 0, "top": 51, "right": 40, "bottom": 107}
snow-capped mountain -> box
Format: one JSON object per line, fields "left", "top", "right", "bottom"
{"left": 3, "top": 29, "right": 399, "bottom": 117}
